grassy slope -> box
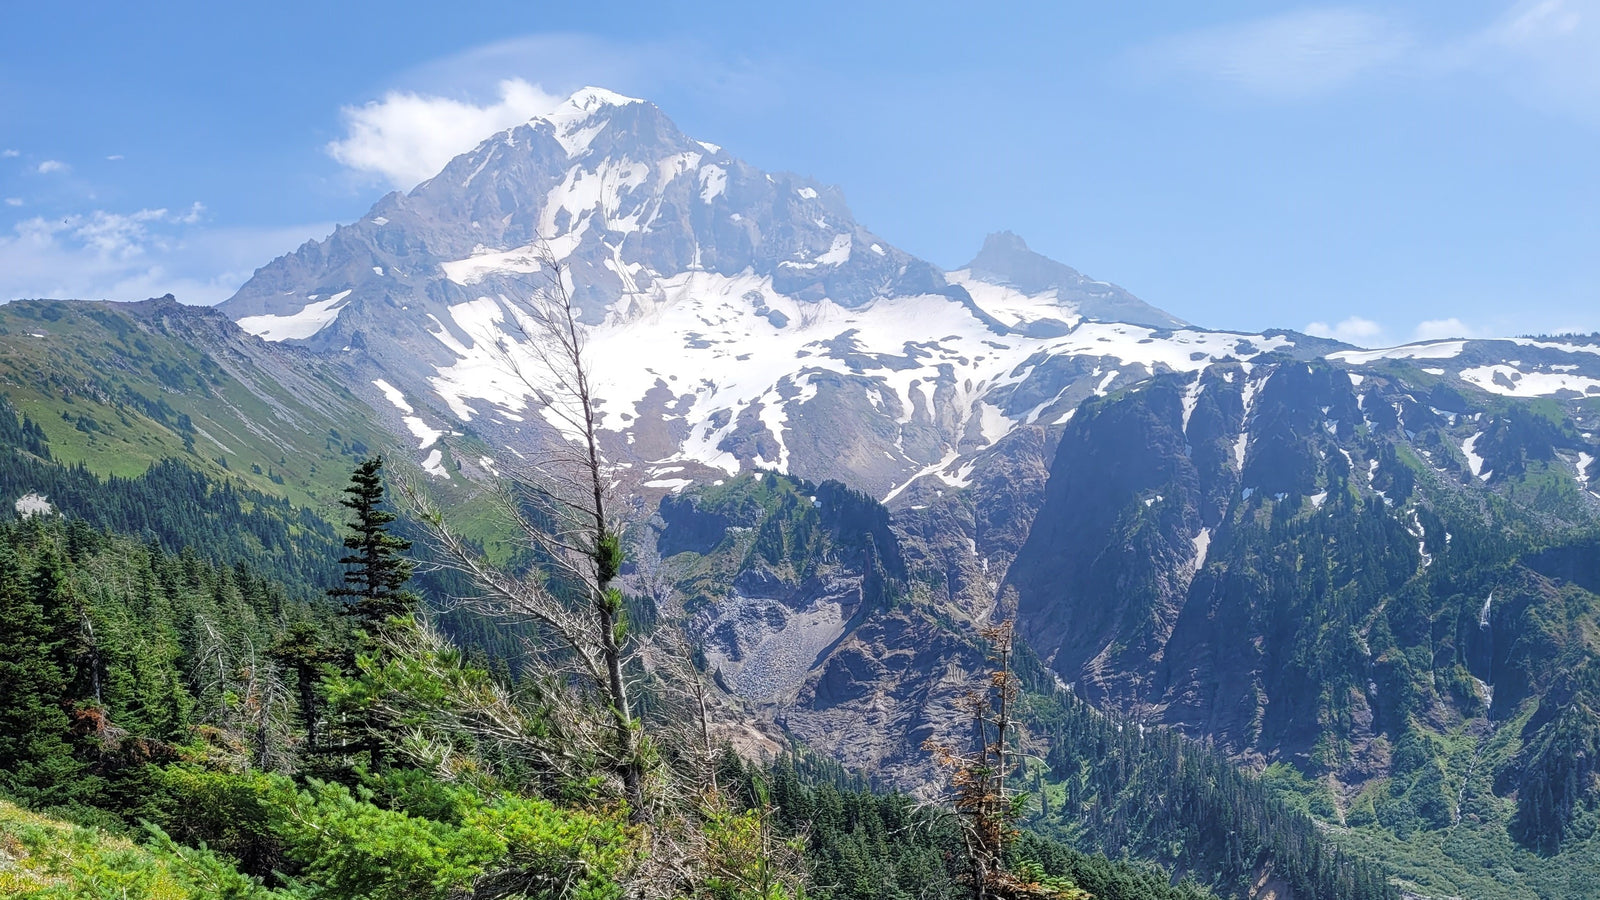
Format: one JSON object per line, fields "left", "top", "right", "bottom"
{"left": 0, "top": 799, "right": 275, "bottom": 899}
{"left": 0, "top": 299, "right": 388, "bottom": 517}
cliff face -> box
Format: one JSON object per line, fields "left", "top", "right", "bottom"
{"left": 1005, "top": 353, "right": 1600, "bottom": 850}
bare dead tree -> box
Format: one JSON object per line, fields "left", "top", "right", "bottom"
{"left": 925, "top": 619, "right": 1041, "bottom": 900}
{"left": 408, "top": 244, "right": 651, "bottom": 820}
{"left": 190, "top": 616, "right": 297, "bottom": 772}
{"left": 362, "top": 620, "right": 603, "bottom": 786}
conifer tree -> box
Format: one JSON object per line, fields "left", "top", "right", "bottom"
{"left": 320, "top": 456, "right": 420, "bottom": 769}
{"left": 0, "top": 544, "right": 81, "bottom": 802}
{"left": 268, "top": 621, "right": 339, "bottom": 751}
{"left": 330, "top": 456, "right": 416, "bottom": 634}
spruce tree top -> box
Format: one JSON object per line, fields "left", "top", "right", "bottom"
{"left": 330, "top": 456, "right": 416, "bottom": 629}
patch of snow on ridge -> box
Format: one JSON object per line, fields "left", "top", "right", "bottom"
{"left": 1329, "top": 341, "right": 1468, "bottom": 365}
{"left": 1459, "top": 365, "right": 1600, "bottom": 398}
{"left": 946, "top": 269, "right": 1079, "bottom": 331}
{"left": 655, "top": 151, "right": 702, "bottom": 189}
{"left": 422, "top": 448, "right": 448, "bottom": 478}
{"left": 816, "top": 234, "right": 852, "bottom": 266}
{"left": 428, "top": 298, "right": 537, "bottom": 421}
{"left": 881, "top": 449, "right": 964, "bottom": 504}
{"left": 1191, "top": 528, "right": 1211, "bottom": 571}
{"left": 236, "top": 290, "right": 352, "bottom": 341}
{"left": 699, "top": 165, "right": 727, "bottom": 202}
{"left": 1462, "top": 432, "right": 1489, "bottom": 480}
{"left": 1508, "top": 337, "right": 1600, "bottom": 358}
{"left": 15, "top": 493, "right": 52, "bottom": 518}
{"left": 1181, "top": 375, "right": 1205, "bottom": 432}
{"left": 405, "top": 417, "right": 442, "bottom": 449}
{"left": 1576, "top": 452, "right": 1593, "bottom": 490}
{"left": 441, "top": 232, "right": 584, "bottom": 285}
{"left": 1233, "top": 371, "right": 1262, "bottom": 471}
{"left": 539, "top": 158, "right": 652, "bottom": 238}
{"left": 372, "top": 379, "right": 413, "bottom": 414}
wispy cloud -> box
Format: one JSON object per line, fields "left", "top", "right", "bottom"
{"left": 1136, "top": 1, "right": 1600, "bottom": 120}
{"left": 2, "top": 150, "right": 18, "bottom": 158}
{"left": 0, "top": 204, "right": 330, "bottom": 305}
{"left": 1306, "top": 315, "right": 1387, "bottom": 346}
{"left": 1473, "top": 0, "right": 1600, "bottom": 120}
{"left": 36, "top": 160, "right": 68, "bottom": 174}
{"left": 4, "top": 199, "right": 20, "bottom": 207}
{"left": 1135, "top": 8, "right": 1412, "bottom": 99}
{"left": 326, "top": 78, "right": 564, "bottom": 189}
{"left": 401, "top": 32, "right": 764, "bottom": 107}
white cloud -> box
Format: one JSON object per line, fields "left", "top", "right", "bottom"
{"left": 36, "top": 160, "right": 68, "bottom": 174}
{"left": 1412, "top": 317, "right": 1487, "bottom": 341}
{"left": 0, "top": 204, "right": 331, "bottom": 305}
{"left": 1306, "top": 315, "right": 1386, "bottom": 346}
{"left": 326, "top": 78, "right": 563, "bottom": 188}
{"left": 1138, "top": 8, "right": 1412, "bottom": 98}
{"left": 4, "top": 198, "right": 20, "bottom": 207}
{"left": 106, "top": 154, "right": 124, "bottom": 161}
{"left": 2, "top": 149, "right": 18, "bottom": 158}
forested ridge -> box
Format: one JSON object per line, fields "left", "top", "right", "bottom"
{"left": 0, "top": 400, "right": 1222, "bottom": 899}
{"left": 1018, "top": 673, "right": 1394, "bottom": 900}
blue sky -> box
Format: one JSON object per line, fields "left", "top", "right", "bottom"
{"left": 2, "top": 0, "right": 1597, "bottom": 345}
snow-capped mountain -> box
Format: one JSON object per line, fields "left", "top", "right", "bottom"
{"left": 222, "top": 86, "right": 1600, "bottom": 507}
{"left": 221, "top": 87, "right": 1342, "bottom": 499}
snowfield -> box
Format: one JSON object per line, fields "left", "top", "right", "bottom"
{"left": 237, "top": 290, "right": 352, "bottom": 341}
{"left": 422, "top": 262, "right": 1296, "bottom": 491}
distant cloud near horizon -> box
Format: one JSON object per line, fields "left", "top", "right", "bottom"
{"left": 1306, "top": 315, "right": 1386, "bottom": 346}
{"left": 326, "top": 78, "right": 563, "bottom": 189}
{"left": 1412, "top": 317, "right": 1486, "bottom": 341}
{"left": 1302, "top": 315, "right": 1502, "bottom": 347}
{"left": 0, "top": 203, "right": 330, "bottom": 305}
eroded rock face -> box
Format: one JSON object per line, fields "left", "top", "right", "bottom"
{"left": 786, "top": 610, "right": 984, "bottom": 787}
{"left": 645, "top": 472, "right": 990, "bottom": 786}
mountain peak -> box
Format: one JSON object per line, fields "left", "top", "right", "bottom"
{"left": 547, "top": 86, "right": 644, "bottom": 122}
{"left": 962, "top": 231, "right": 1187, "bottom": 329}
{"left": 977, "top": 230, "right": 1031, "bottom": 256}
